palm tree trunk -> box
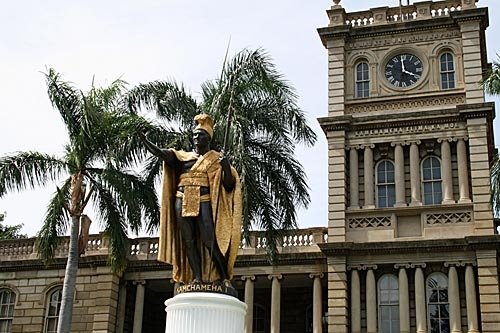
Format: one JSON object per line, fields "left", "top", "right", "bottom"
{"left": 57, "top": 174, "right": 83, "bottom": 333}
{"left": 57, "top": 214, "right": 80, "bottom": 333}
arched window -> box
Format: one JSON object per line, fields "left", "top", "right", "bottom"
{"left": 253, "top": 303, "right": 266, "bottom": 333}
{"left": 44, "top": 287, "right": 62, "bottom": 333}
{"left": 422, "top": 156, "right": 442, "bottom": 205}
{"left": 440, "top": 52, "right": 455, "bottom": 89}
{"left": 378, "top": 275, "right": 399, "bottom": 333}
{"left": 427, "top": 273, "right": 450, "bottom": 333}
{"left": 356, "top": 62, "right": 370, "bottom": 98}
{"left": 376, "top": 160, "right": 395, "bottom": 208}
{"left": 0, "top": 289, "right": 16, "bottom": 333}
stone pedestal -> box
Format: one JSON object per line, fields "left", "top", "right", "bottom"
{"left": 165, "top": 292, "right": 247, "bottom": 333}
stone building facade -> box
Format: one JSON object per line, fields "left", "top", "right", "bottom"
{"left": 0, "top": 0, "right": 499, "bottom": 333}
{"left": 317, "top": 0, "right": 500, "bottom": 332}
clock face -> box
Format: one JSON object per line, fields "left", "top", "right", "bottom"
{"left": 384, "top": 53, "right": 423, "bottom": 88}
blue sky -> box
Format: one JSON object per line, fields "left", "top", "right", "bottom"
{"left": 0, "top": 0, "right": 499, "bottom": 237}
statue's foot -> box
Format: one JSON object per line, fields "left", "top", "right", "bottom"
{"left": 222, "top": 279, "right": 233, "bottom": 288}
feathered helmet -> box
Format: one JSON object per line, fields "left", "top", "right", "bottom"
{"left": 193, "top": 113, "right": 214, "bottom": 139}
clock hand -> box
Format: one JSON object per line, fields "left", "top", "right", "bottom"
{"left": 403, "top": 69, "right": 419, "bottom": 78}
{"left": 400, "top": 56, "right": 406, "bottom": 72}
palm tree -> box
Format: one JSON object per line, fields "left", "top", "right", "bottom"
{"left": 481, "top": 57, "right": 500, "bottom": 215}
{"left": 0, "top": 69, "right": 160, "bottom": 333}
{"left": 124, "top": 48, "right": 317, "bottom": 259}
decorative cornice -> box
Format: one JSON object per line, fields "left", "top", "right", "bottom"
{"left": 319, "top": 235, "right": 500, "bottom": 256}
{"left": 345, "top": 94, "right": 465, "bottom": 115}
{"left": 318, "top": 8, "right": 488, "bottom": 44}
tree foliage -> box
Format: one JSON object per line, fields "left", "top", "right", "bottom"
{"left": 0, "top": 212, "right": 27, "bottom": 240}
{"left": 124, "top": 48, "right": 317, "bottom": 260}
{"left": 481, "top": 56, "right": 500, "bottom": 216}
{"left": 0, "top": 69, "right": 161, "bottom": 333}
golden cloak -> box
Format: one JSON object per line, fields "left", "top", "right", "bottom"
{"left": 157, "top": 149, "right": 242, "bottom": 283}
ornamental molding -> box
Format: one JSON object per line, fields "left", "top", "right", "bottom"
{"left": 347, "top": 264, "right": 378, "bottom": 271}
{"left": 351, "top": 121, "right": 464, "bottom": 138}
{"left": 345, "top": 94, "right": 465, "bottom": 115}
{"left": 347, "top": 30, "right": 461, "bottom": 50}
{"left": 444, "top": 260, "right": 477, "bottom": 267}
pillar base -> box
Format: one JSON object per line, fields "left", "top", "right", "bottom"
{"left": 165, "top": 292, "right": 247, "bottom": 333}
{"left": 409, "top": 201, "right": 422, "bottom": 207}
{"left": 458, "top": 198, "right": 472, "bottom": 204}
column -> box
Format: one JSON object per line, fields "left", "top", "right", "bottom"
{"left": 269, "top": 274, "right": 282, "bottom": 333}
{"left": 414, "top": 265, "right": 427, "bottom": 333}
{"left": 440, "top": 139, "right": 455, "bottom": 204}
{"left": 396, "top": 265, "right": 410, "bottom": 333}
{"left": 448, "top": 265, "right": 462, "bottom": 333}
{"left": 310, "top": 273, "right": 324, "bottom": 333}
{"left": 364, "top": 144, "right": 375, "bottom": 208}
{"left": 465, "top": 265, "right": 479, "bottom": 333}
{"left": 133, "top": 280, "right": 146, "bottom": 333}
{"left": 242, "top": 276, "right": 255, "bottom": 333}
{"left": 116, "top": 283, "right": 127, "bottom": 333}
{"left": 349, "top": 147, "right": 360, "bottom": 209}
{"left": 457, "top": 138, "right": 471, "bottom": 203}
{"left": 366, "top": 267, "right": 377, "bottom": 333}
{"left": 409, "top": 141, "right": 422, "bottom": 206}
{"left": 393, "top": 142, "right": 406, "bottom": 206}
{"left": 351, "top": 269, "right": 361, "bottom": 333}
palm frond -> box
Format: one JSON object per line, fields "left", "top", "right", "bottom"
{"left": 124, "top": 80, "right": 199, "bottom": 124}
{"left": 36, "top": 178, "right": 72, "bottom": 262}
{"left": 481, "top": 57, "right": 500, "bottom": 95}
{"left": 0, "top": 152, "right": 68, "bottom": 197}
{"left": 44, "top": 68, "right": 83, "bottom": 140}
{"left": 86, "top": 166, "right": 159, "bottom": 235}
{"left": 491, "top": 153, "right": 500, "bottom": 215}
{"left": 88, "top": 178, "right": 129, "bottom": 273}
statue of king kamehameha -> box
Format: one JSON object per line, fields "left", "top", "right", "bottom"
{"left": 140, "top": 114, "right": 242, "bottom": 287}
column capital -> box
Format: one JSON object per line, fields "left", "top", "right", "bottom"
{"left": 346, "top": 144, "right": 364, "bottom": 150}
{"left": 348, "top": 264, "right": 378, "bottom": 271}
{"left": 456, "top": 136, "right": 469, "bottom": 142}
{"left": 133, "top": 280, "right": 146, "bottom": 286}
{"left": 309, "top": 273, "right": 324, "bottom": 279}
{"left": 408, "top": 140, "right": 422, "bottom": 145}
{"left": 268, "top": 274, "right": 283, "bottom": 281}
{"left": 437, "top": 137, "right": 455, "bottom": 143}
{"left": 394, "top": 263, "right": 411, "bottom": 269}
{"left": 444, "top": 261, "right": 477, "bottom": 268}
{"left": 409, "top": 262, "right": 427, "bottom": 269}
{"left": 390, "top": 141, "right": 405, "bottom": 147}
{"left": 241, "top": 275, "right": 256, "bottom": 281}
{"left": 362, "top": 143, "right": 375, "bottom": 149}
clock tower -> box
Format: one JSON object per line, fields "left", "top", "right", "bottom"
{"left": 317, "top": 1, "right": 500, "bottom": 332}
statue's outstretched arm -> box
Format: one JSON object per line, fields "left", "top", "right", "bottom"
{"left": 139, "top": 132, "right": 174, "bottom": 163}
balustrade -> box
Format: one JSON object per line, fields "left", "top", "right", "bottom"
{"left": 0, "top": 227, "right": 328, "bottom": 261}
{"left": 342, "top": 0, "right": 463, "bottom": 27}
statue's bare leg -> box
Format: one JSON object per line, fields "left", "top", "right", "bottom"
{"left": 175, "top": 198, "right": 202, "bottom": 282}
{"left": 198, "top": 202, "right": 229, "bottom": 280}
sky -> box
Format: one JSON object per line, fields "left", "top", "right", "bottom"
{"left": 0, "top": 0, "right": 499, "bottom": 237}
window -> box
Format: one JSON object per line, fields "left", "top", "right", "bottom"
{"left": 427, "top": 273, "right": 450, "bottom": 333}
{"left": 440, "top": 53, "right": 455, "bottom": 89}
{"left": 44, "top": 288, "right": 62, "bottom": 333}
{"left": 356, "top": 62, "right": 370, "bottom": 98}
{"left": 378, "top": 275, "right": 399, "bottom": 333}
{"left": 422, "top": 156, "right": 442, "bottom": 205}
{"left": 253, "top": 303, "right": 266, "bottom": 333}
{"left": 376, "top": 160, "right": 396, "bottom": 208}
{"left": 0, "top": 289, "right": 16, "bottom": 333}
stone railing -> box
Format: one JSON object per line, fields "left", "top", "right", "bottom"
{"left": 329, "top": 0, "right": 475, "bottom": 28}
{"left": 239, "top": 227, "right": 328, "bottom": 252}
{"left": 0, "top": 228, "right": 328, "bottom": 262}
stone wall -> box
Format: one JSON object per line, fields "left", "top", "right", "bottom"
{"left": 0, "top": 265, "right": 119, "bottom": 333}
